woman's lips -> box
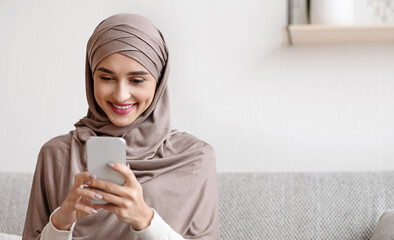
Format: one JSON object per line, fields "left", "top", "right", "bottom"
{"left": 108, "top": 101, "right": 136, "bottom": 115}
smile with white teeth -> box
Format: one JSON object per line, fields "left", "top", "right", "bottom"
{"left": 112, "top": 103, "right": 134, "bottom": 110}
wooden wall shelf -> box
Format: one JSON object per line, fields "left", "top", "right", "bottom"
{"left": 284, "top": 24, "right": 394, "bottom": 45}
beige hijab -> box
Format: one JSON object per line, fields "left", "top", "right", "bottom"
{"left": 75, "top": 13, "right": 171, "bottom": 161}
{"left": 23, "top": 13, "right": 220, "bottom": 239}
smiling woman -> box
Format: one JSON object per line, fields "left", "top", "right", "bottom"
{"left": 22, "top": 13, "right": 220, "bottom": 240}
{"left": 93, "top": 53, "right": 157, "bottom": 127}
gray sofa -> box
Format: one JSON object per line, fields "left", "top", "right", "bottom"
{"left": 1, "top": 171, "right": 392, "bottom": 239}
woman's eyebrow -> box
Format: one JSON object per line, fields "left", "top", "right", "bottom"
{"left": 97, "top": 67, "right": 115, "bottom": 74}
{"left": 96, "top": 67, "right": 149, "bottom": 76}
{"left": 127, "top": 71, "right": 149, "bottom": 76}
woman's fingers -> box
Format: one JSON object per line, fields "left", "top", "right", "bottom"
{"left": 72, "top": 172, "right": 94, "bottom": 190}
{"left": 68, "top": 172, "right": 94, "bottom": 202}
{"left": 86, "top": 162, "right": 139, "bottom": 197}
{"left": 65, "top": 187, "right": 100, "bottom": 216}
{"left": 76, "top": 187, "right": 103, "bottom": 201}
{"left": 88, "top": 176, "right": 142, "bottom": 202}
{"left": 74, "top": 202, "right": 98, "bottom": 215}
{"left": 52, "top": 172, "right": 100, "bottom": 230}
{"left": 84, "top": 164, "right": 152, "bottom": 227}
{"left": 87, "top": 187, "right": 125, "bottom": 207}
{"left": 106, "top": 162, "right": 138, "bottom": 185}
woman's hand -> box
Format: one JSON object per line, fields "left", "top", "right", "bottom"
{"left": 51, "top": 172, "right": 101, "bottom": 230}
{"left": 87, "top": 162, "right": 154, "bottom": 231}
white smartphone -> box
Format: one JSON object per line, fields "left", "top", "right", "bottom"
{"left": 86, "top": 136, "right": 126, "bottom": 204}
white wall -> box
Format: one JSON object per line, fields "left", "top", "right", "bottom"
{"left": 1, "top": 0, "right": 394, "bottom": 173}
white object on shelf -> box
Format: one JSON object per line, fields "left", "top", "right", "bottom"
{"left": 310, "top": 0, "right": 354, "bottom": 25}
{"left": 290, "top": 0, "right": 309, "bottom": 24}
{"left": 367, "top": 0, "right": 394, "bottom": 24}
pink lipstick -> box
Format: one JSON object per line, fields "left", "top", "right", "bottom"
{"left": 108, "top": 101, "right": 136, "bottom": 115}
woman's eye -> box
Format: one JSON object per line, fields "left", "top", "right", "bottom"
{"left": 131, "top": 79, "right": 144, "bottom": 84}
{"left": 100, "top": 76, "right": 113, "bottom": 81}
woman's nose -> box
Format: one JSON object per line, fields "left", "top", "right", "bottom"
{"left": 113, "top": 81, "right": 131, "bottom": 102}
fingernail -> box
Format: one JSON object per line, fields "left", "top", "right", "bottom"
{"left": 85, "top": 181, "right": 91, "bottom": 185}
{"left": 126, "top": 162, "right": 130, "bottom": 168}
{"left": 89, "top": 174, "right": 96, "bottom": 179}
{"left": 106, "top": 162, "right": 115, "bottom": 167}
{"left": 90, "top": 209, "right": 98, "bottom": 214}
{"left": 94, "top": 193, "right": 103, "bottom": 199}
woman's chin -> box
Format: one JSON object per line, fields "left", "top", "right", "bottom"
{"left": 112, "top": 120, "right": 132, "bottom": 127}
{"left": 109, "top": 116, "right": 137, "bottom": 127}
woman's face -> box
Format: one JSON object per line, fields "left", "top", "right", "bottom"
{"left": 93, "top": 53, "right": 157, "bottom": 127}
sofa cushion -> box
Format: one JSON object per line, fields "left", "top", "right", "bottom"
{"left": 0, "top": 173, "right": 32, "bottom": 235}
{"left": 218, "top": 172, "right": 394, "bottom": 240}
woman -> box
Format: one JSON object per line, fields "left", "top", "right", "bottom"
{"left": 23, "top": 13, "right": 220, "bottom": 240}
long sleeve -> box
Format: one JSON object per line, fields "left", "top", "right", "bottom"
{"left": 40, "top": 208, "right": 75, "bottom": 240}
{"left": 132, "top": 209, "right": 185, "bottom": 240}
